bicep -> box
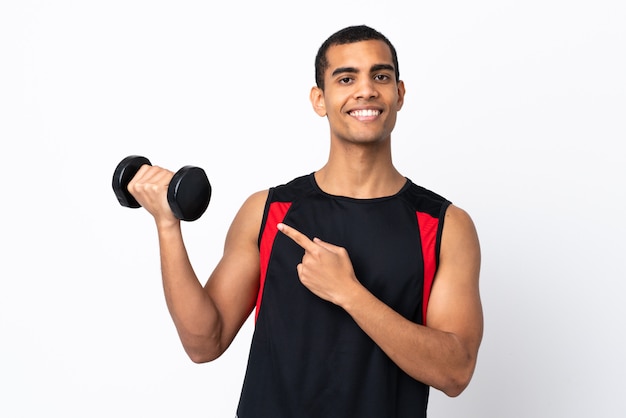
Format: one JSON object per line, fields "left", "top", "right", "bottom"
{"left": 426, "top": 205, "right": 483, "bottom": 353}
{"left": 204, "top": 190, "right": 268, "bottom": 350}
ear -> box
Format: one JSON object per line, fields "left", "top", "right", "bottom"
{"left": 396, "top": 80, "right": 406, "bottom": 111}
{"left": 310, "top": 86, "right": 327, "bottom": 117}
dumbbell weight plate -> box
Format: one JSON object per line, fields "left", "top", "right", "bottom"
{"left": 167, "top": 166, "right": 212, "bottom": 222}
{"left": 112, "top": 155, "right": 152, "bottom": 208}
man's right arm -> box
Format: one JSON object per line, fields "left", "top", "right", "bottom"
{"left": 128, "top": 164, "right": 267, "bottom": 362}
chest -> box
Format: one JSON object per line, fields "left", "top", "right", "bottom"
{"left": 271, "top": 196, "right": 426, "bottom": 315}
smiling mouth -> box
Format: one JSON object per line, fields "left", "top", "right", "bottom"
{"left": 349, "top": 109, "right": 381, "bottom": 117}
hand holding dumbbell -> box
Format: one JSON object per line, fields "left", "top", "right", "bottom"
{"left": 112, "top": 155, "right": 211, "bottom": 222}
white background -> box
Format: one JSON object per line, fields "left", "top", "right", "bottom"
{"left": 1, "top": 1, "right": 625, "bottom": 417}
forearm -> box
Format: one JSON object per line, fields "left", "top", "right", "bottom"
{"left": 341, "top": 284, "right": 476, "bottom": 396}
{"left": 157, "top": 224, "right": 223, "bottom": 362}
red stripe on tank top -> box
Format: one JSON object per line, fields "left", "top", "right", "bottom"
{"left": 416, "top": 211, "right": 439, "bottom": 325}
{"left": 256, "top": 201, "right": 292, "bottom": 322}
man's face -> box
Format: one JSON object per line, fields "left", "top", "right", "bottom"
{"left": 311, "top": 40, "right": 405, "bottom": 146}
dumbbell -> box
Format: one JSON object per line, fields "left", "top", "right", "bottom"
{"left": 112, "top": 155, "right": 211, "bottom": 222}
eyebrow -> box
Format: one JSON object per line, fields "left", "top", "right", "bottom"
{"left": 331, "top": 63, "right": 396, "bottom": 77}
{"left": 371, "top": 64, "right": 395, "bottom": 73}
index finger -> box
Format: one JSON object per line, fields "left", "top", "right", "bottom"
{"left": 277, "top": 223, "right": 316, "bottom": 251}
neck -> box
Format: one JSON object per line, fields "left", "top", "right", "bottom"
{"left": 315, "top": 141, "right": 405, "bottom": 199}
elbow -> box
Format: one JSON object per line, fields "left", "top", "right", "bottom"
{"left": 441, "top": 379, "right": 469, "bottom": 398}
{"left": 439, "top": 362, "right": 476, "bottom": 398}
{"left": 182, "top": 332, "right": 225, "bottom": 364}
{"left": 188, "top": 352, "right": 217, "bottom": 364}
{"left": 186, "top": 345, "right": 222, "bottom": 364}
{"left": 437, "top": 335, "right": 481, "bottom": 397}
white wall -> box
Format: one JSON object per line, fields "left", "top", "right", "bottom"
{"left": 1, "top": 1, "right": 624, "bottom": 417}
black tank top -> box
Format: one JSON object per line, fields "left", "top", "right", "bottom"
{"left": 237, "top": 173, "right": 450, "bottom": 418}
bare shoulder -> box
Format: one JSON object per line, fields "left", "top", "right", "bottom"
{"left": 443, "top": 204, "right": 478, "bottom": 235}
{"left": 441, "top": 204, "right": 481, "bottom": 263}
{"left": 224, "top": 189, "right": 270, "bottom": 248}
{"left": 236, "top": 189, "right": 269, "bottom": 214}
{"left": 243, "top": 189, "right": 271, "bottom": 208}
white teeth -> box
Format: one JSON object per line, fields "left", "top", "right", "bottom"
{"left": 350, "top": 109, "right": 380, "bottom": 117}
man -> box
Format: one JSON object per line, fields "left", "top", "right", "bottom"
{"left": 128, "top": 25, "right": 483, "bottom": 417}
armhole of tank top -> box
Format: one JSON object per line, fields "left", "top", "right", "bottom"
{"left": 435, "top": 200, "right": 452, "bottom": 264}
{"left": 257, "top": 187, "right": 276, "bottom": 248}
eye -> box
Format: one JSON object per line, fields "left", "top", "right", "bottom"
{"left": 374, "top": 74, "right": 391, "bottom": 82}
{"left": 338, "top": 76, "right": 354, "bottom": 85}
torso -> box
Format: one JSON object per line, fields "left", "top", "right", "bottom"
{"left": 237, "top": 173, "right": 450, "bottom": 418}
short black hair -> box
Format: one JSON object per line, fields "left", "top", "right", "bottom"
{"left": 314, "top": 25, "right": 400, "bottom": 90}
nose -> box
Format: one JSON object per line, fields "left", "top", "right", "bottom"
{"left": 354, "top": 77, "right": 379, "bottom": 100}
